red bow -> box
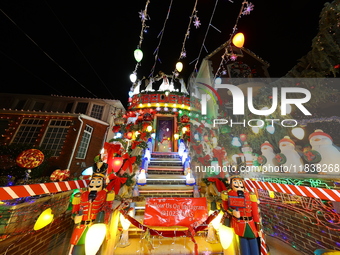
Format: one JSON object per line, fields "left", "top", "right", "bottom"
{"left": 139, "top": 132, "right": 148, "bottom": 141}
{"left": 207, "top": 178, "right": 227, "bottom": 192}
{"left": 142, "top": 123, "right": 150, "bottom": 131}
{"left": 193, "top": 144, "right": 203, "bottom": 155}
{"left": 212, "top": 147, "right": 226, "bottom": 168}
{"left": 198, "top": 155, "right": 211, "bottom": 166}
{"left": 104, "top": 142, "right": 123, "bottom": 173}
{"left": 112, "top": 125, "right": 120, "bottom": 133}
{"left": 121, "top": 153, "right": 136, "bottom": 173}
{"left": 126, "top": 123, "right": 133, "bottom": 131}
{"left": 196, "top": 124, "right": 205, "bottom": 134}
{"left": 106, "top": 174, "right": 127, "bottom": 194}
{"left": 131, "top": 141, "right": 142, "bottom": 150}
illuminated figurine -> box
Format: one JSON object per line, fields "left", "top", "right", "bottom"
{"left": 222, "top": 176, "right": 261, "bottom": 255}
{"left": 69, "top": 169, "right": 115, "bottom": 255}
{"left": 278, "top": 136, "right": 303, "bottom": 173}
{"left": 309, "top": 129, "right": 340, "bottom": 174}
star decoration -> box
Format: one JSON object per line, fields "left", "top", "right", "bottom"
{"left": 193, "top": 17, "right": 201, "bottom": 29}
{"left": 230, "top": 54, "right": 238, "bottom": 61}
{"left": 139, "top": 10, "right": 149, "bottom": 21}
{"left": 242, "top": 2, "right": 254, "bottom": 15}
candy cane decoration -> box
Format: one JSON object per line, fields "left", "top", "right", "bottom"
{"left": 244, "top": 179, "right": 340, "bottom": 202}
{"left": 0, "top": 180, "right": 89, "bottom": 200}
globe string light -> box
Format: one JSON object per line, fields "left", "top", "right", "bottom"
{"left": 213, "top": 1, "right": 254, "bottom": 81}
{"left": 131, "top": 0, "right": 151, "bottom": 83}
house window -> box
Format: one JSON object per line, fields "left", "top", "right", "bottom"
{"left": 11, "top": 118, "right": 44, "bottom": 145}
{"left": 90, "top": 104, "right": 104, "bottom": 119}
{"left": 76, "top": 125, "right": 93, "bottom": 159}
{"left": 40, "top": 120, "right": 72, "bottom": 157}
{"left": 75, "top": 102, "right": 88, "bottom": 114}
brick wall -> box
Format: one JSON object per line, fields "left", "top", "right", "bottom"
{"left": 260, "top": 201, "right": 340, "bottom": 254}
{"left": 0, "top": 211, "right": 74, "bottom": 255}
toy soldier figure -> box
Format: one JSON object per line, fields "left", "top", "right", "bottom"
{"left": 69, "top": 167, "right": 115, "bottom": 255}
{"left": 222, "top": 175, "right": 261, "bottom": 255}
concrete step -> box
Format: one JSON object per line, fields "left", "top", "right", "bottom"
{"left": 149, "top": 161, "right": 182, "bottom": 166}
{"left": 146, "top": 174, "right": 186, "bottom": 185}
{"left": 151, "top": 152, "right": 180, "bottom": 159}
{"left": 138, "top": 184, "right": 193, "bottom": 191}
{"left": 148, "top": 165, "right": 183, "bottom": 171}
{"left": 138, "top": 184, "right": 194, "bottom": 198}
{"left": 150, "top": 157, "right": 181, "bottom": 162}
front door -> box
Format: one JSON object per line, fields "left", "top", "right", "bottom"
{"left": 155, "top": 117, "right": 174, "bottom": 152}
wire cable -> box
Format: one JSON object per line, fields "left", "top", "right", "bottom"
{"left": 44, "top": 1, "right": 115, "bottom": 98}
{"left": 0, "top": 8, "right": 98, "bottom": 98}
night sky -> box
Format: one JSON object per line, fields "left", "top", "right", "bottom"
{"left": 0, "top": 0, "right": 330, "bottom": 108}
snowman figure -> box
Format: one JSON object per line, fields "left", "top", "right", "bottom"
{"left": 278, "top": 136, "right": 304, "bottom": 173}
{"left": 259, "top": 141, "right": 279, "bottom": 172}
{"left": 137, "top": 169, "right": 147, "bottom": 185}
{"left": 309, "top": 129, "right": 340, "bottom": 175}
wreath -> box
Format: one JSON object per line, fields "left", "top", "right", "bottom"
{"left": 257, "top": 155, "right": 267, "bottom": 165}
{"left": 275, "top": 153, "right": 287, "bottom": 165}
{"left": 303, "top": 150, "right": 322, "bottom": 163}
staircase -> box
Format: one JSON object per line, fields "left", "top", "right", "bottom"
{"left": 122, "top": 152, "right": 195, "bottom": 235}
{"left": 138, "top": 152, "right": 194, "bottom": 198}
{"left": 113, "top": 152, "right": 224, "bottom": 254}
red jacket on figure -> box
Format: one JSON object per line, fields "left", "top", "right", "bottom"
{"left": 222, "top": 176, "right": 261, "bottom": 239}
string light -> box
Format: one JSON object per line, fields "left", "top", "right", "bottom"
{"left": 149, "top": 0, "right": 174, "bottom": 78}
{"left": 213, "top": 1, "right": 254, "bottom": 79}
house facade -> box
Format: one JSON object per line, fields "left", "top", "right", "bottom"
{"left": 0, "top": 93, "right": 125, "bottom": 177}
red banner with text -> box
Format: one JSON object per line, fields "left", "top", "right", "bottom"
{"left": 144, "top": 197, "right": 208, "bottom": 227}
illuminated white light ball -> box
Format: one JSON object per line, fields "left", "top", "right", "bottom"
{"left": 130, "top": 73, "right": 137, "bottom": 83}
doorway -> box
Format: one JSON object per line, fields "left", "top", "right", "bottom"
{"left": 155, "top": 116, "right": 175, "bottom": 152}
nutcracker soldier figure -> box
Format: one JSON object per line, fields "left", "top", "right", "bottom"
{"left": 221, "top": 176, "right": 261, "bottom": 255}
{"left": 69, "top": 167, "right": 115, "bottom": 255}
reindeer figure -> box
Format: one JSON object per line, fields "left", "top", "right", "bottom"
{"left": 126, "top": 112, "right": 140, "bottom": 124}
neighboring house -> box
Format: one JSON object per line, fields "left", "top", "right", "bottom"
{"left": 188, "top": 43, "right": 271, "bottom": 121}
{"left": 0, "top": 93, "right": 125, "bottom": 176}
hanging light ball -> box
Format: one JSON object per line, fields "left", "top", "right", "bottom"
{"left": 176, "top": 62, "right": 183, "bottom": 72}
{"left": 232, "top": 32, "right": 245, "bottom": 48}
{"left": 231, "top": 137, "right": 242, "bottom": 147}
{"left": 240, "top": 134, "right": 247, "bottom": 142}
{"left": 33, "top": 208, "right": 54, "bottom": 230}
{"left": 130, "top": 73, "right": 137, "bottom": 83}
{"left": 134, "top": 49, "right": 143, "bottom": 62}
{"left": 292, "top": 127, "right": 305, "bottom": 140}
{"left": 266, "top": 125, "right": 275, "bottom": 134}
{"left": 215, "top": 77, "right": 222, "bottom": 85}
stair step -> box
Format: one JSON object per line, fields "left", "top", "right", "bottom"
{"left": 146, "top": 174, "right": 186, "bottom": 180}
{"left": 151, "top": 153, "right": 180, "bottom": 159}
{"left": 138, "top": 184, "right": 193, "bottom": 191}
{"left": 150, "top": 157, "right": 181, "bottom": 162}
{"left": 148, "top": 166, "right": 183, "bottom": 170}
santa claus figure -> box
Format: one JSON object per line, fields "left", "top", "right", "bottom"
{"left": 277, "top": 136, "right": 304, "bottom": 173}
{"left": 309, "top": 129, "right": 340, "bottom": 175}
{"left": 221, "top": 176, "right": 261, "bottom": 255}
